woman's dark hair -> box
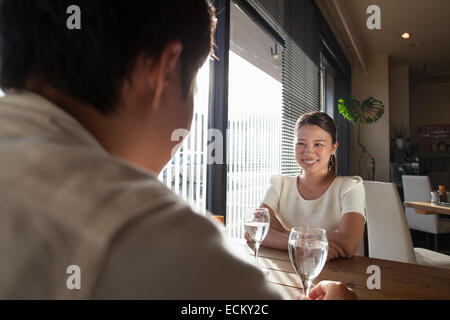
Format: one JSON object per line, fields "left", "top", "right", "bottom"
{"left": 0, "top": 0, "right": 216, "bottom": 114}
{"left": 294, "top": 111, "right": 338, "bottom": 174}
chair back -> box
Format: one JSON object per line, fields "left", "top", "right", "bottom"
{"left": 402, "top": 175, "right": 439, "bottom": 234}
{"left": 355, "top": 238, "right": 365, "bottom": 256}
{"left": 364, "top": 181, "right": 416, "bottom": 263}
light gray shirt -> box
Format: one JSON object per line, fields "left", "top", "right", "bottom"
{"left": 0, "top": 90, "right": 282, "bottom": 299}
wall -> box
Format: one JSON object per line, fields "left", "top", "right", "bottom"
{"left": 351, "top": 54, "right": 390, "bottom": 182}
{"left": 389, "top": 65, "right": 410, "bottom": 139}
{"left": 410, "top": 81, "right": 450, "bottom": 188}
{"left": 410, "top": 81, "right": 450, "bottom": 144}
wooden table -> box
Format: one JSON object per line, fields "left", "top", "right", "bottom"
{"left": 404, "top": 201, "right": 450, "bottom": 216}
{"left": 231, "top": 241, "right": 450, "bottom": 300}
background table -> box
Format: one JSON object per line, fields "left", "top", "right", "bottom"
{"left": 404, "top": 201, "right": 450, "bottom": 216}
{"left": 231, "top": 241, "right": 450, "bottom": 300}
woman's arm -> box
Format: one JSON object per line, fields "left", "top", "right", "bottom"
{"left": 259, "top": 204, "right": 290, "bottom": 251}
{"left": 262, "top": 227, "right": 289, "bottom": 251}
{"left": 256, "top": 207, "right": 365, "bottom": 260}
{"left": 326, "top": 212, "right": 365, "bottom": 260}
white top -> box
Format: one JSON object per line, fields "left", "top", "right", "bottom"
{"left": 0, "top": 90, "right": 282, "bottom": 299}
{"left": 261, "top": 175, "right": 366, "bottom": 232}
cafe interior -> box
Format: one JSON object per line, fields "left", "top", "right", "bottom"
{"left": 153, "top": 0, "right": 450, "bottom": 299}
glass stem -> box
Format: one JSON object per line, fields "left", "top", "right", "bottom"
{"left": 254, "top": 242, "right": 261, "bottom": 268}
{"left": 302, "top": 279, "right": 312, "bottom": 297}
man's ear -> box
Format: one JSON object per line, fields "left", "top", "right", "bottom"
{"left": 148, "top": 41, "right": 183, "bottom": 111}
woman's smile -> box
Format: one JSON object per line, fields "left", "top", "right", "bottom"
{"left": 302, "top": 159, "right": 319, "bottom": 166}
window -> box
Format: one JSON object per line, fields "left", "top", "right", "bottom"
{"left": 226, "top": 2, "right": 282, "bottom": 240}
{"left": 320, "top": 44, "right": 352, "bottom": 176}
{"left": 322, "top": 55, "right": 337, "bottom": 119}
{"left": 245, "top": 0, "right": 321, "bottom": 176}
{"left": 158, "top": 61, "right": 210, "bottom": 213}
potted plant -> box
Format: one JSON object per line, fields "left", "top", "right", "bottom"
{"left": 393, "top": 124, "right": 407, "bottom": 149}
{"left": 338, "top": 96, "right": 385, "bottom": 181}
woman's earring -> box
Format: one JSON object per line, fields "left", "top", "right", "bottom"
{"left": 328, "top": 154, "right": 335, "bottom": 172}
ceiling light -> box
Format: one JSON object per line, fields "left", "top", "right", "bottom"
{"left": 271, "top": 43, "right": 280, "bottom": 60}
{"left": 401, "top": 32, "right": 411, "bottom": 39}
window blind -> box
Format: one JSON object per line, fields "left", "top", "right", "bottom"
{"left": 246, "top": 0, "right": 321, "bottom": 176}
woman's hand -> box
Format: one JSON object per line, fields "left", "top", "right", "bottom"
{"left": 299, "top": 281, "right": 358, "bottom": 300}
{"left": 326, "top": 247, "right": 339, "bottom": 261}
{"left": 244, "top": 232, "right": 255, "bottom": 250}
{"left": 326, "top": 240, "right": 346, "bottom": 261}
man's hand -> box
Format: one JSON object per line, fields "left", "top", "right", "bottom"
{"left": 307, "top": 281, "right": 358, "bottom": 300}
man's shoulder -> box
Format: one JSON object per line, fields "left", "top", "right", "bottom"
{"left": 92, "top": 204, "right": 283, "bottom": 299}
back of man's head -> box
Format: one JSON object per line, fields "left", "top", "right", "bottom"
{"left": 0, "top": 0, "right": 215, "bottom": 114}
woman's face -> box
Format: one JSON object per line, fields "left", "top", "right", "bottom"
{"left": 294, "top": 124, "right": 338, "bottom": 175}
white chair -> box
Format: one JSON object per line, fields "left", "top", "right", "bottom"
{"left": 364, "top": 181, "right": 450, "bottom": 269}
{"left": 402, "top": 175, "right": 450, "bottom": 251}
{"left": 354, "top": 238, "right": 366, "bottom": 256}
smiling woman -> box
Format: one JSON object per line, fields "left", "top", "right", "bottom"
{"left": 258, "top": 111, "right": 366, "bottom": 262}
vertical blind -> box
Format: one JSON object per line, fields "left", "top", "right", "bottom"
{"left": 226, "top": 3, "right": 282, "bottom": 240}
{"left": 247, "top": 0, "right": 321, "bottom": 176}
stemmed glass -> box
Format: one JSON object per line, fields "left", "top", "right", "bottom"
{"left": 244, "top": 208, "right": 270, "bottom": 275}
{"left": 288, "top": 226, "right": 328, "bottom": 297}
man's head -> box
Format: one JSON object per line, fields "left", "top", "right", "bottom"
{"left": 0, "top": 0, "right": 216, "bottom": 173}
{"left": 0, "top": 0, "right": 215, "bottom": 114}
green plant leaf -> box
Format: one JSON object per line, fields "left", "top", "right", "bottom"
{"left": 338, "top": 96, "right": 361, "bottom": 124}
{"left": 360, "top": 97, "right": 384, "bottom": 124}
{"left": 339, "top": 96, "right": 384, "bottom": 125}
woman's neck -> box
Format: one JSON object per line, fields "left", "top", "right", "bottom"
{"left": 301, "top": 170, "right": 335, "bottom": 187}
{"left": 297, "top": 170, "right": 336, "bottom": 200}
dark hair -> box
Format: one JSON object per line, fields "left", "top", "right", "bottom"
{"left": 294, "top": 111, "right": 338, "bottom": 174}
{"left": 0, "top": 0, "right": 216, "bottom": 114}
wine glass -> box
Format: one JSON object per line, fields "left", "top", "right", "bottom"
{"left": 244, "top": 208, "right": 270, "bottom": 275}
{"left": 288, "top": 226, "right": 328, "bottom": 297}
